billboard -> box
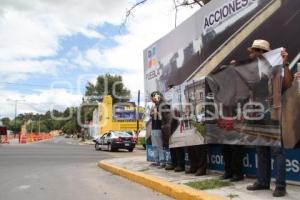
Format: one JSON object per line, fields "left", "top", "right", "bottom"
{"left": 144, "top": 0, "right": 271, "bottom": 99}
{"left": 143, "top": 0, "right": 300, "bottom": 148}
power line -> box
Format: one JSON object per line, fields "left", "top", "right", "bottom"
{"left": 0, "top": 82, "right": 70, "bottom": 89}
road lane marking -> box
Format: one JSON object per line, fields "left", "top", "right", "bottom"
{"left": 18, "top": 185, "right": 31, "bottom": 190}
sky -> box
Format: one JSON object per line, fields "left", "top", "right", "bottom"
{"left": 0, "top": 0, "right": 199, "bottom": 118}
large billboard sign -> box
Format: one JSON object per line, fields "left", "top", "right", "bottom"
{"left": 144, "top": 0, "right": 271, "bottom": 100}
{"left": 143, "top": 0, "right": 300, "bottom": 148}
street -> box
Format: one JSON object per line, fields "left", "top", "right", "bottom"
{"left": 0, "top": 137, "right": 171, "bottom": 200}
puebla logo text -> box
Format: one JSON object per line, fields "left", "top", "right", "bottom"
{"left": 147, "top": 46, "right": 157, "bottom": 68}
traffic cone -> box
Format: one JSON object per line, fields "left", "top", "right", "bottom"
{"left": 28, "top": 134, "right": 33, "bottom": 143}
{"left": 33, "top": 134, "right": 37, "bottom": 141}
{"left": 20, "top": 134, "right": 27, "bottom": 144}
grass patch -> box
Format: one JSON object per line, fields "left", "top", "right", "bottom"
{"left": 184, "top": 178, "right": 233, "bottom": 190}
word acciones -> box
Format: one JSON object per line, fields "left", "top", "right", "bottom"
{"left": 204, "top": 0, "right": 256, "bottom": 29}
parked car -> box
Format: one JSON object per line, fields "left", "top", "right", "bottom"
{"left": 93, "top": 131, "right": 135, "bottom": 152}
{"left": 125, "top": 130, "right": 138, "bottom": 143}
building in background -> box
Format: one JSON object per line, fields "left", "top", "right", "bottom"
{"left": 91, "top": 96, "right": 144, "bottom": 137}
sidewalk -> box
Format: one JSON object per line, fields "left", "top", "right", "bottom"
{"left": 99, "top": 155, "right": 299, "bottom": 200}
{"left": 78, "top": 139, "right": 94, "bottom": 145}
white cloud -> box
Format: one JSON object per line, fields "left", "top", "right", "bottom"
{"left": 0, "top": 59, "right": 62, "bottom": 83}
{"left": 80, "top": 28, "right": 105, "bottom": 40}
{"left": 0, "top": 0, "right": 146, "bottom": 95}
{"left": 0, "top": 59, "right": 59, "bottom": 74}
{"left": 1, "top": 73, "right": 29, "bottom": 83}
{"left": 0, "top": 9, "right": 63, "bottom": 61}
{"left": 122, "top": 69, "right": 144, "bottom": 93}
{"left": 85, "top": 48, "right": 107, "bottom": 68}
{"left": 0, "top": 0, "right": 133, "bottom": 59}
{"left": 24, "top": 89, "right": 82, "bottom": 111}
{"left": 0, "top": 0, "right": 199, "bottom": 80}
{"left": 0, "top": 88, "right": 82, "bottom": 118}
{"left": 0, "top": 0, "right": 200, "bottom": 116}
{"left": 83, "top": 0, "right": 199, "bottom": 91}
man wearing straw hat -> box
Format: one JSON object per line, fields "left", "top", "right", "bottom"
{"left": 245, "top": 39, "right": 293, "bottom": 197}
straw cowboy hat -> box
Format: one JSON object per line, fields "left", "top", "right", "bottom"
{"left": 248, "top": 39, "right": 271, "bottom": 52}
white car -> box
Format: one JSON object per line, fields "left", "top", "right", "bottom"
{"left": 93, "top": 131, "right": 136, "bottom": 152}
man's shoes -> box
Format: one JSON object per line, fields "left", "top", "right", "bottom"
{"left": 230, "top": 175, "right": 244, "bottom": 182}
{"left": 157, "top": 164, "right": 166, "bottom": 169}
{"left": 174, "top": 166, "right": 184, "bottom": 172}
{"left": 220, "top": 173, "right": 232, "bottom": 180}
{"left": 247, "top": 182, "right": 270, "bottom": 191}
{"left": 149, "top": 162, "right": 160, "bottom": 167}
{"left": 273, "top": 187, "right": 286, "bottom": 197}
{"left": 185, "top": 168, "right": 197, "bottom": 174}
{"left": 165, "top": 165, "right": 175, "bottom": 170}
{"left": 195, "top": 168, "right": 206, "bottom": 176}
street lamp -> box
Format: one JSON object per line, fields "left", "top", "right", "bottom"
{"left": 38, "top": 117, "right": 41, "bottom": 133}
{"left": 6, "top": 98, "right": 25, "bottom": 138}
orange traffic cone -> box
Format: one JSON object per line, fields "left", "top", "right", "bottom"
{"left": 20, "top": 134, "right": 27, "bottom": 144}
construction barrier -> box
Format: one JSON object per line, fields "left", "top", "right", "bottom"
{"left": 0, "top": 135, "right": 10, "bottom": 144}
{"left": 1, "top": 133, "right": 53, "bottom": 144}
{"left": 22, "top": 133, "right": 53, "bottom": 144}
{"left": 20, "top": 134, "right": 27, "bottom": 144}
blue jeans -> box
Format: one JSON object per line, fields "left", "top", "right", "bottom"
{"left": 151, "top": 129, "right": 165, "bottom": 166}
{"left": 256, "top": 146, "right": 286, "bottom": 189}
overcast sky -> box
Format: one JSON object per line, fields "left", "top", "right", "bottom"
{"left": 0, "top": 0, "right": 199, "bottom": 118}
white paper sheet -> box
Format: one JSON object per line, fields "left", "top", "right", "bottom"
{"left": 263, "top": 47, "right": 283, "bottom": 67}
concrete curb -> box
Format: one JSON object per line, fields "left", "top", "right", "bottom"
{"left": 98, "top": 160, "right": 226, "bottom": 200}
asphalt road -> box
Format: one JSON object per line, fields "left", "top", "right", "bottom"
{"left": 0, "top": 136, "right": 171, "bottom": 200}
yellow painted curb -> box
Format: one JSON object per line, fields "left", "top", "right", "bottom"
{"left": 98, "top": 160, "right": 226, "bottom": 200}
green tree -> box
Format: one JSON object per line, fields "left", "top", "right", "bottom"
{"left": 85, "top": 74, "right": 131, "bottom": 104}
{"left": 9, "top": 119, "right": 22, "bottom": 132}
{"left": 1, "top": 117, "right": 10, "bottom": 127}
{"left": 83, "top": 74, "right": 131, "bottom": 124}
{"left": 62, "top": 119, "right": 80, "bottom": 135}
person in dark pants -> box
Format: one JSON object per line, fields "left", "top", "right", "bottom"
{"left": 247, "top": 146, "right": 286, "bottom": 197}
{"left": 220, "top": 106, "right": 244, "bottom": 181}
{"left": 186, "top": 145, "right": 207, "bottom": 176}
{"left": 221, "top": 145, "right": 244, "bottom": 181}
{"left": 249, "top": 147, "right": 286, "bottom": 189}
{"left": 167, "top": 147, "right": 185, "bottom": 172}
{"left": 161, "top": 100, "right": 179, "bottom": 170}
{"left": 245, "top": 39, "right": 293, "bottom": 197}
{"left": 165, "top": 107, "right": 185, "bottom": 172}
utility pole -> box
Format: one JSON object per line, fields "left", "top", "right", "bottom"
{"left": 30, "top": 120, "right": 33, "bottom": 133}
{"left": 38, "top": 117, "right": 41, "bottom": 133}
{"left": 136, "top": 90, "right": 140, "bottom": 134}
{"left": 6, "top": 99, "right": 25, "bottom": 132}
{"left": 6, "top": 98, "right": 25, "bottom": 143}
